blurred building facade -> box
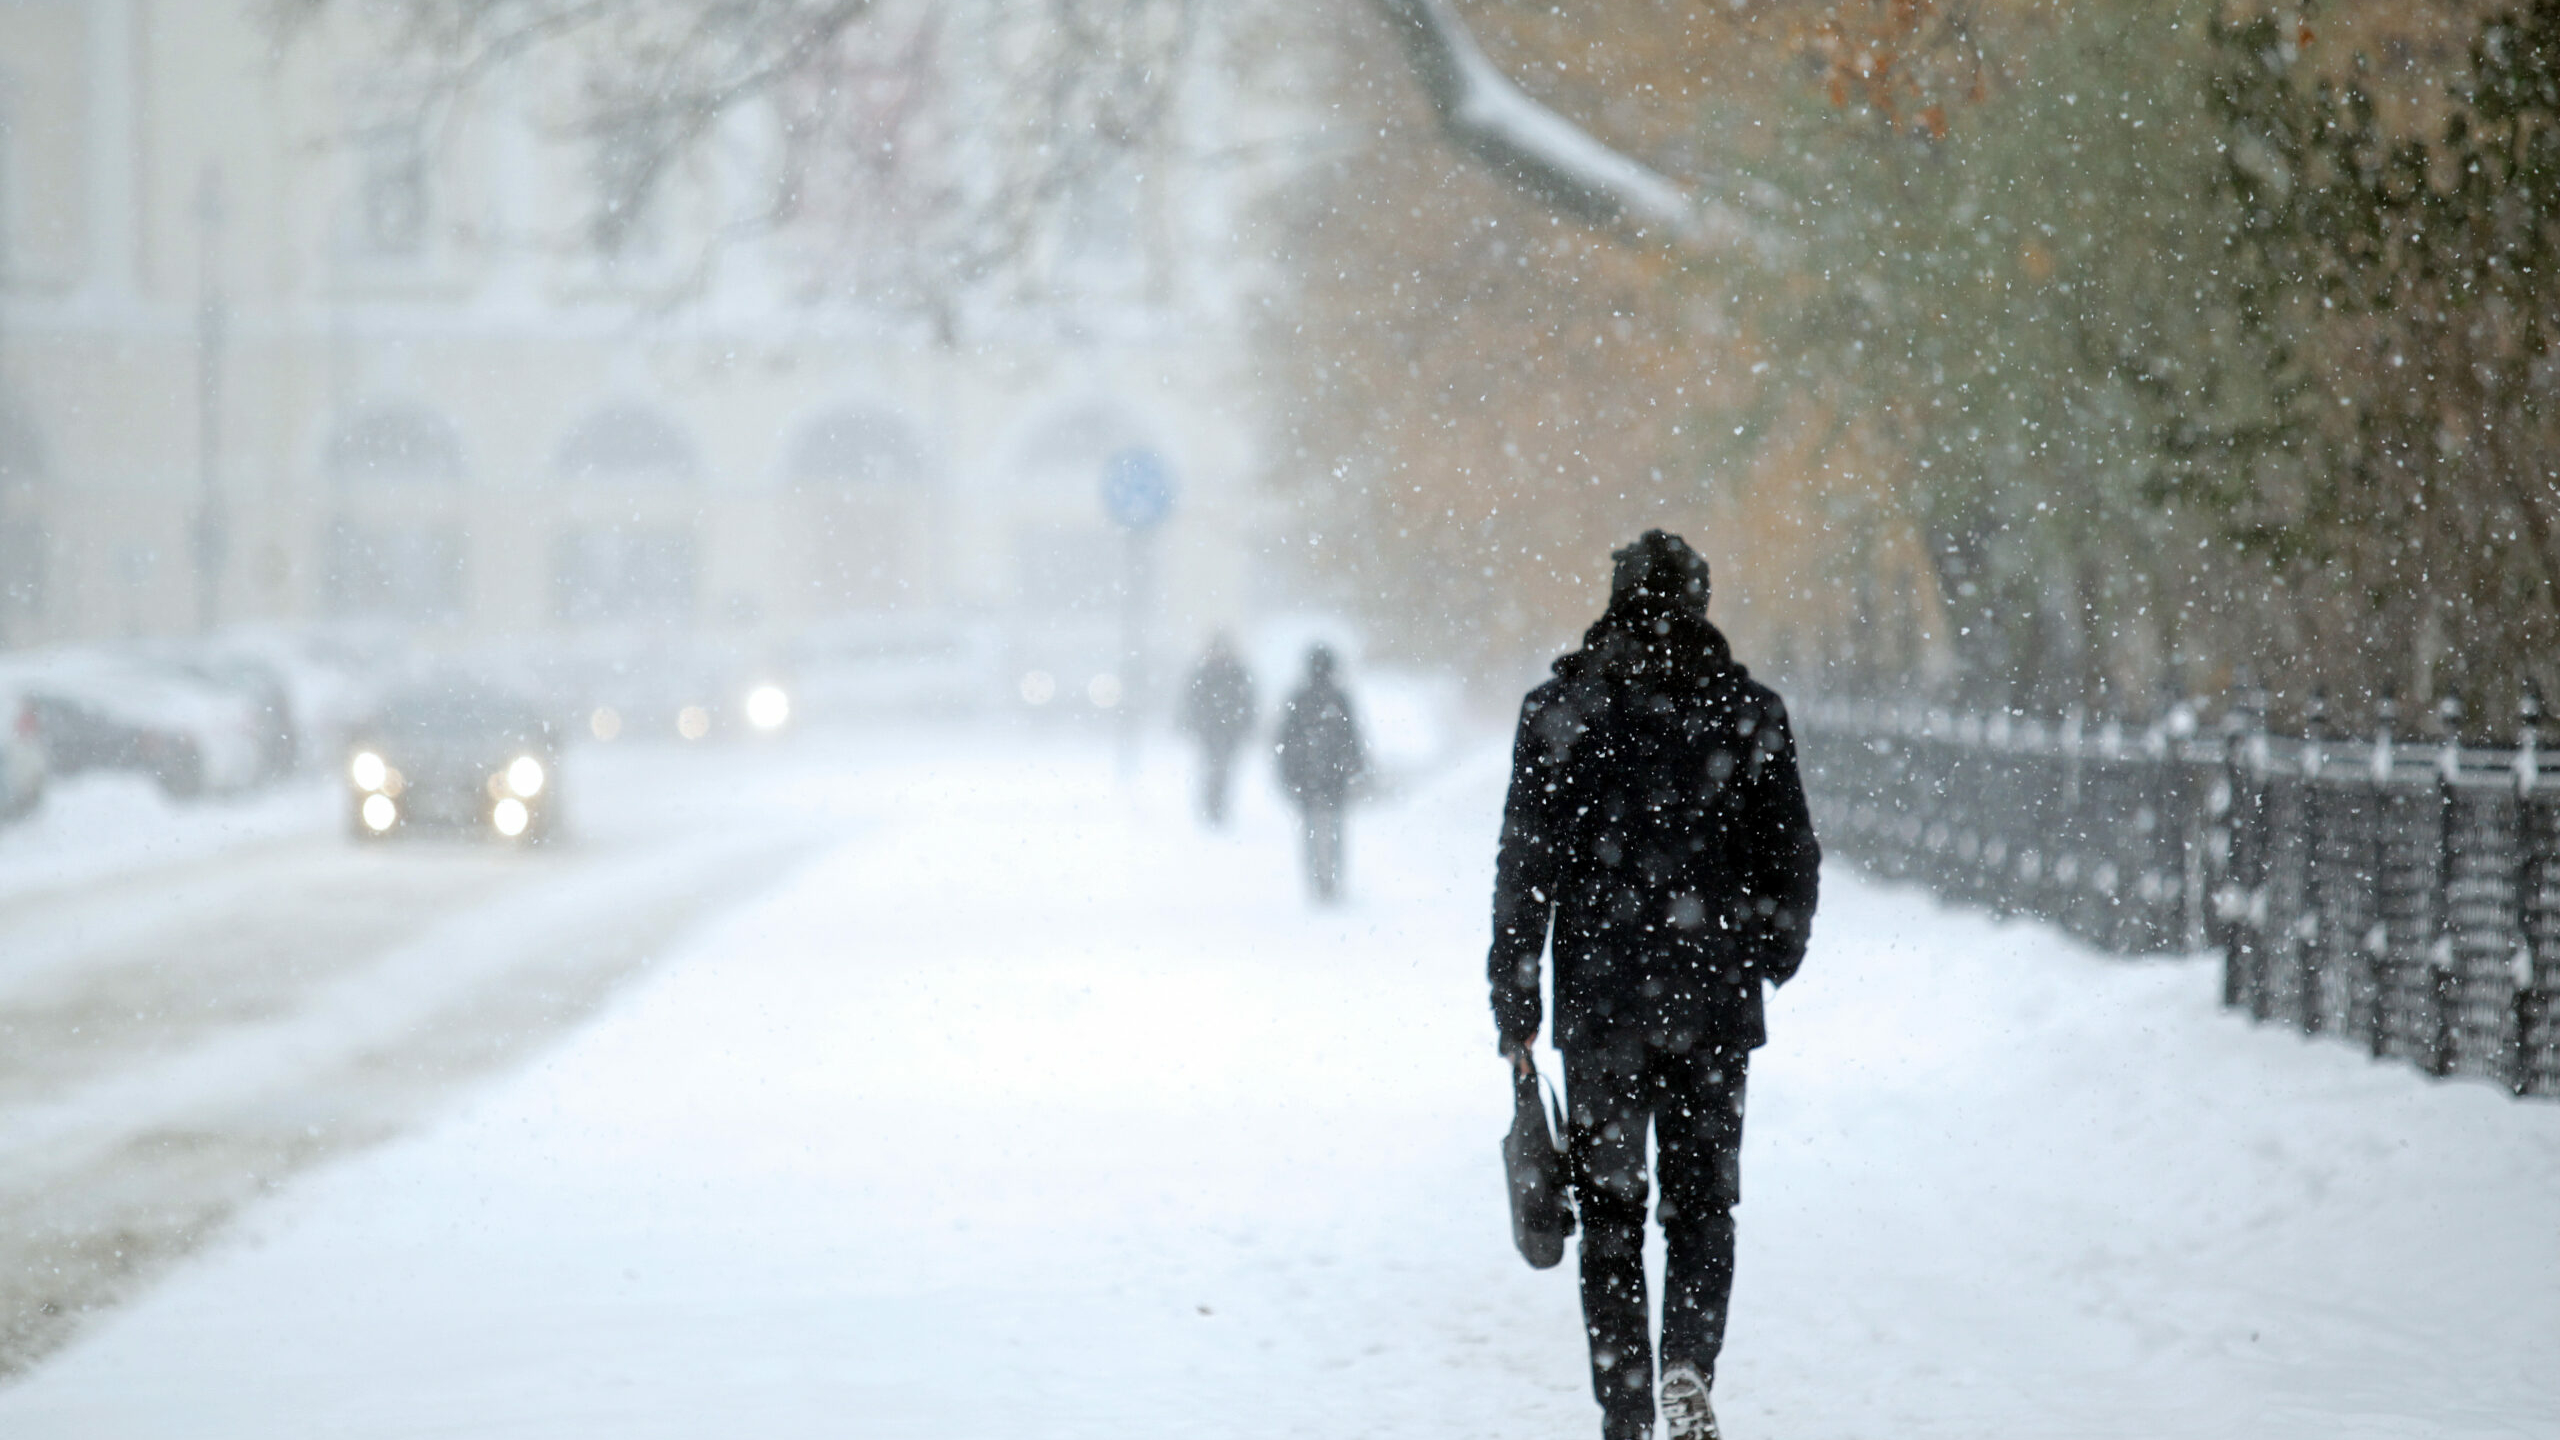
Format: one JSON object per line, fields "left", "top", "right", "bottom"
{"left": 0, "top": 0, "right": 1279, "bottom": 684}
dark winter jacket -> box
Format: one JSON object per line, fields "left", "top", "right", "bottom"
{"left": 1275, "top": 674, "right": 1365, "bottom": 809}
{"left": 1182, "top": 650, "right": 1257, "bottom": 750}
{"left": 1487, "top": 611, "right": 1820, "bottom": 1056}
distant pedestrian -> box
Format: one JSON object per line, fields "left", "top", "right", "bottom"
{"left": 1274, "top": 645, "right": 1366, "bottom": 903}
{"left": 1180, "top": 633, "right": 1257, "bottom": 826}
{"left": 1487, "top": 531, "right": 1820, "bottom": 1440}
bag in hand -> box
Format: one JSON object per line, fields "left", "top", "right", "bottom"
{"left": 1503, "top": 1058, "right": 1575, "bottom": 1269}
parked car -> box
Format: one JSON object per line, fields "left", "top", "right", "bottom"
{"left": 346, "top": 679, "right": 561, "bottom": 843}
{"left": 0, "top": 686, "right": 45, "bottom": 822}
{"left": 209, "top": 624, "right": 409, "bottom": 770}
{"left": 0, "top": 651, "right": 266, "bottom": 798}
{"left": 131, "top": 646, "right": 300, "bottom": 782}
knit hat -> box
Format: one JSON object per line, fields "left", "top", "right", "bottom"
{"left": 1608, "top": 529, "right": 1710, "bottom": 620}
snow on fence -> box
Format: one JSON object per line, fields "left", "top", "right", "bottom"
{"left": 1797, "top": 697, "right": 2560, "bottom": 1099}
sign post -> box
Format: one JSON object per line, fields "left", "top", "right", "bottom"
{"left": 1101, "top": 447, "right": 1176, "bottom": 778}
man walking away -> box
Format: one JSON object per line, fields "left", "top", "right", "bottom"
{"left": 1274, "top": 644, "right": 1366, "bottom": 904}
{"left": 1181, "top": 633, "right": 1257, "bottom": 826}
{"left": 1487, "top": 531, "right": 1820, "bottom": 1440}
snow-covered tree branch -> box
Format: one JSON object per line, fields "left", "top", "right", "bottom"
{"left": 1366, "top": 0, "right": 1782, "bottom": 260}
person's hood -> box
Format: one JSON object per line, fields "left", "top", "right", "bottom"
{"left": 1550, "top": 613, "right": 1741, "bottom": 688}
{"left": 1552, "top": 530, "right": 1739, "bottom": 689}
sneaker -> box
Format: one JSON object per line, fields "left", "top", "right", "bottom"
{"left": 1659, "top": 1362, "right": 1720, "bottom": 1440}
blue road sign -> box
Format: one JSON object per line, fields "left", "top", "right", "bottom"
{"left": 1101, "top": 447, "right": 1177, "bottom": 532}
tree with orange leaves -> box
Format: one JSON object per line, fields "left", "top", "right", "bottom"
{"left": 1266, "top": 0, "right": 2256, "bottom": 715}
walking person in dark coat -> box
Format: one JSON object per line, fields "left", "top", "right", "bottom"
{"left": 1274, "top": 644, "right": 1366, "bottom": 903}
{"left": 1488, "top": 531, "right": 1820, "bottom": 1440}
{"left": 1180, "top": 633, "right": 1257, "bottom": 826}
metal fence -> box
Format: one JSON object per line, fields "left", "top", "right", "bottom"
{"left": 1797, "top": 698, "right": 2560, "bottom": 1098}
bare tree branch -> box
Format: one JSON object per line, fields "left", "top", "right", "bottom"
{"left": 283, "top": 0, "right": 1206, "bottom": 331}
{"left": 1368, "top": 0, "right": 1784, "bottom": 261}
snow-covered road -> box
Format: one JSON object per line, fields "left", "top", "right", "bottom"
{"left": 0, "top": 747, "right": 827, "bottom": 1372}
{"left": 0, "top": 725, "right": 2552, "bottom": 1437}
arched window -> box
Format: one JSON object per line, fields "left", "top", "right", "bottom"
{"left": 326, "top": 403, "right": 464, "bottom": 484}
{"left": 787, "top": 405, "right": 929, "bottom": 489}
{"left": 322, "top": 404, "right": 465, "bottom": 621}
{"left": 322, "top": 521, "right": 464, "bottom": 623}
{"left": 550, "top": 405, "right": 700, "bottom": 624}
{"left": 554, "top": 403, "right": 699, "bottom": 484}
{"left": 551, "top": 526, "right": 695, "bottom": 625}
{"left": 784, "top": 405, "right": 934, "bottom": 614}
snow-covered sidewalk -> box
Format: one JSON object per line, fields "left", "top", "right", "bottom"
{"left": 1, "top": 728, "right": 2552, "bottom": 1438}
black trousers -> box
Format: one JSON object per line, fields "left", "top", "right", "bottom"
{"left": 1563, "top": 1037, "right": 1748, "bottom": 1422}
{"left": 1297, "top": 798, "right": 1344, "bottom": 901}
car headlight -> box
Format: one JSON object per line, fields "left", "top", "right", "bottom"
{"left": 745, "top": 684, "right": 790, "bottom": 731}
{"left": 506, "top": 755, "right": 545, "bottom": 797}
{"left": 677, "top": 705, "right": 711, "bottom": 740}
{"left": 351, "top": 751, "right": 387, "bottom": 792}
{"left": 360, "top": 793, "right": 398, "bottom": 832}
{"left": 492, "top": 796, "right": 530, "bottom": 838}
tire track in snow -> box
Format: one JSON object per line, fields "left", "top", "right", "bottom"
{"left": 0, "top": 841, "right": 551, "bottom": 1106}
{"left": 0, "top": 823, "right": 827, "bottom": 1378}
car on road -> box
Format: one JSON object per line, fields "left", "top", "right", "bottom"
{"left": 211, "top": 623, "right": 414, "bottom": 768}
{"left": 134, "top": 646, "right": 301, "bottom": 782}
{"left": 347, "top": 681, "right": 561, "bottom": 843}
